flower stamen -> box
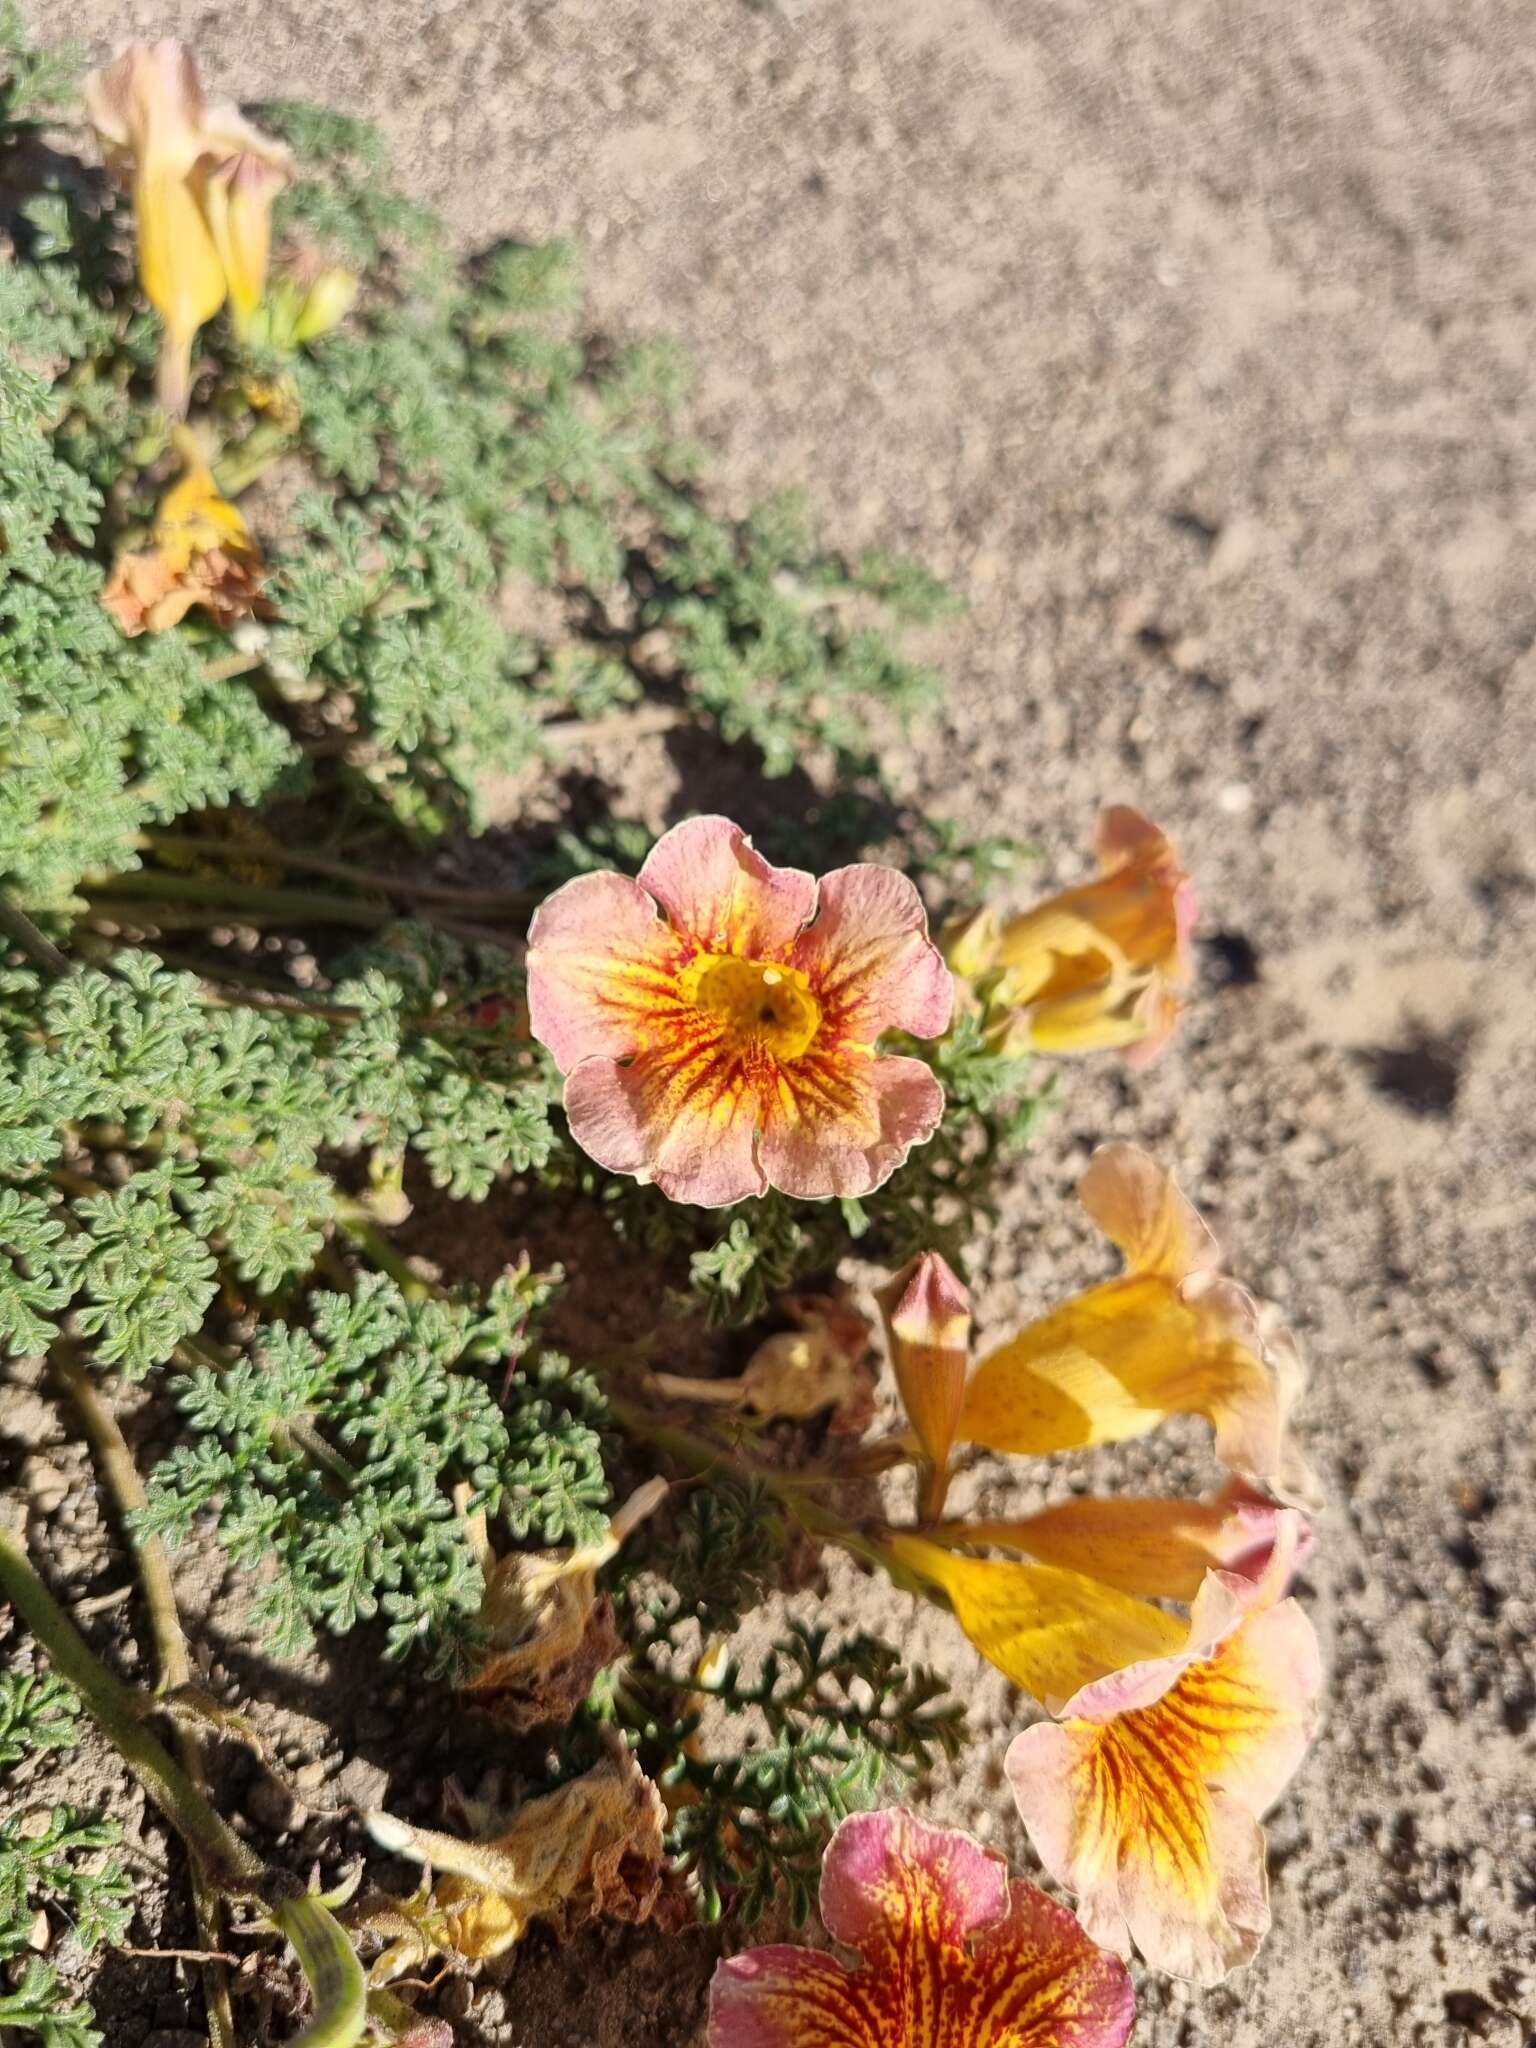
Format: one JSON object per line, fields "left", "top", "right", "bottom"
{"left": 684, "top": 954, "right": 821, "bottom": 1060}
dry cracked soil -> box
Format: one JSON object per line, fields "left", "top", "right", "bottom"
{"left": 26, "top": 2, "right": 1536, "bottom": 2044}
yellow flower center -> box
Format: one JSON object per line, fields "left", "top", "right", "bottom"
{"left": 685, "top": 954, "right": 821, "bottom": 1061}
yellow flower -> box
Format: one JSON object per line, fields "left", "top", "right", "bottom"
{"left": 84, "top": 40, "right": 291, "bottom": 413}
{"left": 956, "top": 1142, "right": 1313, "bottom": 1500}
{"left": 949, "top": 806, "right": 1197, "bottom": 1066}
{"left": 101, "top": 429, "right": 265, "bottom": 636}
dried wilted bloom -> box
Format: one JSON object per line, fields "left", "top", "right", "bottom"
{"left": 526, "top": 815, "right": 952, "bottom": 1207}
{"left": 947, "top": 806, "right": 1197, "bottom": 1066}
{"left": 84, "top": 39, "right": 291, "bottom": 412}
{"left": 1006, "top": 1514, "right": 1322, "bottom": 1986}
{"left": 456, "top": 1478, "right": 665, "bottom": 1731}
{"left": 101, "top": 429, "right": 265, "bottom": 635}
{"left": 366, "top": 1741, "right": 667, "bottom": 1971}
{"left": 649, "top": 1294, "right": 876, "bottom": 1434}
{"left": 710, "top": 1807, "right": 1135, "bottom": 2048}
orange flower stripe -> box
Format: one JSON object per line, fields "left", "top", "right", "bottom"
{"left": 527, "top": 816, "right": 953, "bottom": 1207}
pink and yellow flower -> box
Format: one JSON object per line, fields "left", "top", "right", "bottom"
{"left": 1005, "top": 1514, "right": 1322, "bottom": 1986}
{"left": 947, "top": 806, "right": 1196, "bottom": 1066}
{"left": 526, "top": 816, "right": 953, "bottom": 1208}
{"left": 709, "top": 1807, "right": 1134, "bottom": 2048}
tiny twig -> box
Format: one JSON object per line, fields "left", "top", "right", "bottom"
{"left": 542, "top": 703, "right": 686, "bottom": 748}
{"left": 0, "top": 895, "right": 73, "bottom": 977}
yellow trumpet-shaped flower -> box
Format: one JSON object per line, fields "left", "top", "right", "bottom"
{"left": 101, "top": 429, "right": 266, "bottom": 636}
{"left": 956, "top": 1142, "right": 1315, "bottom": 1502}
{"left": 946, "top": 806, "right": 1197, "bottom": 1066}
{"left": 84, "top": 40, "right": 291, "bottom": 414}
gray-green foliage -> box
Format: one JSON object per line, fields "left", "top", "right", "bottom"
{"left": 0, "top": 1658, "right": 130, "bottom": 2048}
{"left": 138, "top": 1269, "right": 606, "bottom": 1659}
{"left": 0, "top": 945, "right": 556, "bottom": 1370}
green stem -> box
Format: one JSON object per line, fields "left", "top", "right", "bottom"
{"left": 212, "top": 421, "right": 295, "bottom": 497}
{"left": 0, "top": 895, "right": 73, "bottom": 977}
{"left": 0, "top": 1519, "right": 265, "bottom": 1897}
{"left": 200, "top": 651, "right": 265, "bottom": 684}
{"left": 54, "top": 1355, "right": 237, "bottom": 2048}
{"left": 606, "top": 1397, "right": 884, "bottom": 1564}
{"left": 138, "top": 830, "right": 538, "bottom": 914}
{"left": 86, "top": 870, "right": 394, "bottom": 927}
{"left": 333, "top": 1201, "right": 433, "bottom": 1300}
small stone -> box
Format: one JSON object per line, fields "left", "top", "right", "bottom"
{"left": 26, "top": 1907, "right": 49, "bottom": 1952}
{"left": 1217, "top": 781, "right": 1254, "bottom": 815}
{"left": 22, "top": 1458, "right": 70, "bottom": 1513}
{"left": 333, "top": 1756, "right": 390, "bottom": 1811}
{"left": 294, "top": 1760, "right": 329, "bottom": 1794}
{"left": 245, "top": 1774, "right": 304, "bottom": 1834}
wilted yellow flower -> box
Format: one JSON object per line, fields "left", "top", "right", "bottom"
{"left": 84, "top": 40, "right": 291, "bottom": 413}
{"left": 947, "top": 807, "right": 1197, "bottom": 1066}
{"left": 648, "top": 1294, "right": 876, "bottom": 1434}
{"left": 455, "top": 1477, "right": 665, "bottom": 1731}
{"left": 365, "top": 1741, "right": 667, "bottom": 1973}
{"left": 101, "top": 429, "right": 265, "bottom": 636}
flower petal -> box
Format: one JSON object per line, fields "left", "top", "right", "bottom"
{"left": 637, "top": 816, "right": 816, "bottom": 957}
{"left": 956, "top": 1273, "right": 1291, "bottom": 1489}
{"left": 709, "top": 1946, "right": 879, "bottom": 2048}
{"left": 562, "top": 1047, "right": 766, "bottom": 1207}
{"left": 758, "top": 1050, "right": 943, "bottom": 1201}
{"left": 1008, "top": 1536, "right": 1322, "bottom": 1986}
{"left": 526, "top": 871, "right": 690, "bottom": 1071}
{"left": 945, "top": 1485, "right": 1302, "bottom": 1604}
{"left": 790, "top": 864, "right": 953, "bottom": 1041}
{"left": 819, "top": 1806, "right": 1007, "bottom": 1954}
{"left": 874, "top": 1252, "right": 971, "bottom": 1471}
{"left": 888, "top": 1535, "right": 1186, "bottom": 1709}
{"left": 1077, "top": 1144, "right": 1219, "bottom": 1282}
{"left": 711, "top": 1807, "right": 1135, "bottom": 2048}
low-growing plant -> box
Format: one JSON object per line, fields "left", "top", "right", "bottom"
{"left": 0, "top": 16, "right": 1322, "bottom": 2048}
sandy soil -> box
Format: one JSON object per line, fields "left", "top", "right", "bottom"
{"left": 40, "top": 2, "right": 1536, "bottom": 2044}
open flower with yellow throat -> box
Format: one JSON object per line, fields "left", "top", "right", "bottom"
{"left": 709, "top": 1806, "right": 1135, "bottom": 2048}
{"left": 526, "top": 815, "right": 953, "bottom": 1208}
{"left": 1005, "top": 1512, "right": 1322, "bottom": 1985}
{"left": 945, "top": 805, "right": 1196, "bottom": 1066}
{"left": 84, "top": 39, "right": 291, "bottom": 414}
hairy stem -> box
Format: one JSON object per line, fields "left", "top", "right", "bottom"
{"left": 0, "top": 1518, "right": 265, "bottom": 1896}
{"left": 53, "top": 1354, "right": 237, "bottom": 2048}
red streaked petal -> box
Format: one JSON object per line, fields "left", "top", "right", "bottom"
{"left": 562, "top": 1046, "right": 766, "bottom": 1208}
{"left": 759, "top": 1051, "right": 943, "bottom": 1200}
{"left": 637, "top": 815, "right": 816, "bottom": 957}
{"left": 710, "top": 1808, "right": 1135, "bottom": 2048}
{"left": 709, "top": 1946, "right": 881, "bottom": 2048}
{"left": 790, "top": 864, "right": 953, "bottom": 1041}
{"left": 526, "top": 870, "right": 689, "bottom": 1071}
{"left": 818, "top": 1807, "right": 1007, "bottom": 1954}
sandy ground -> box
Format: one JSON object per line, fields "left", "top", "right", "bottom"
{"left": 45, "top": 2, "right": 1536, "bottom": 2043}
